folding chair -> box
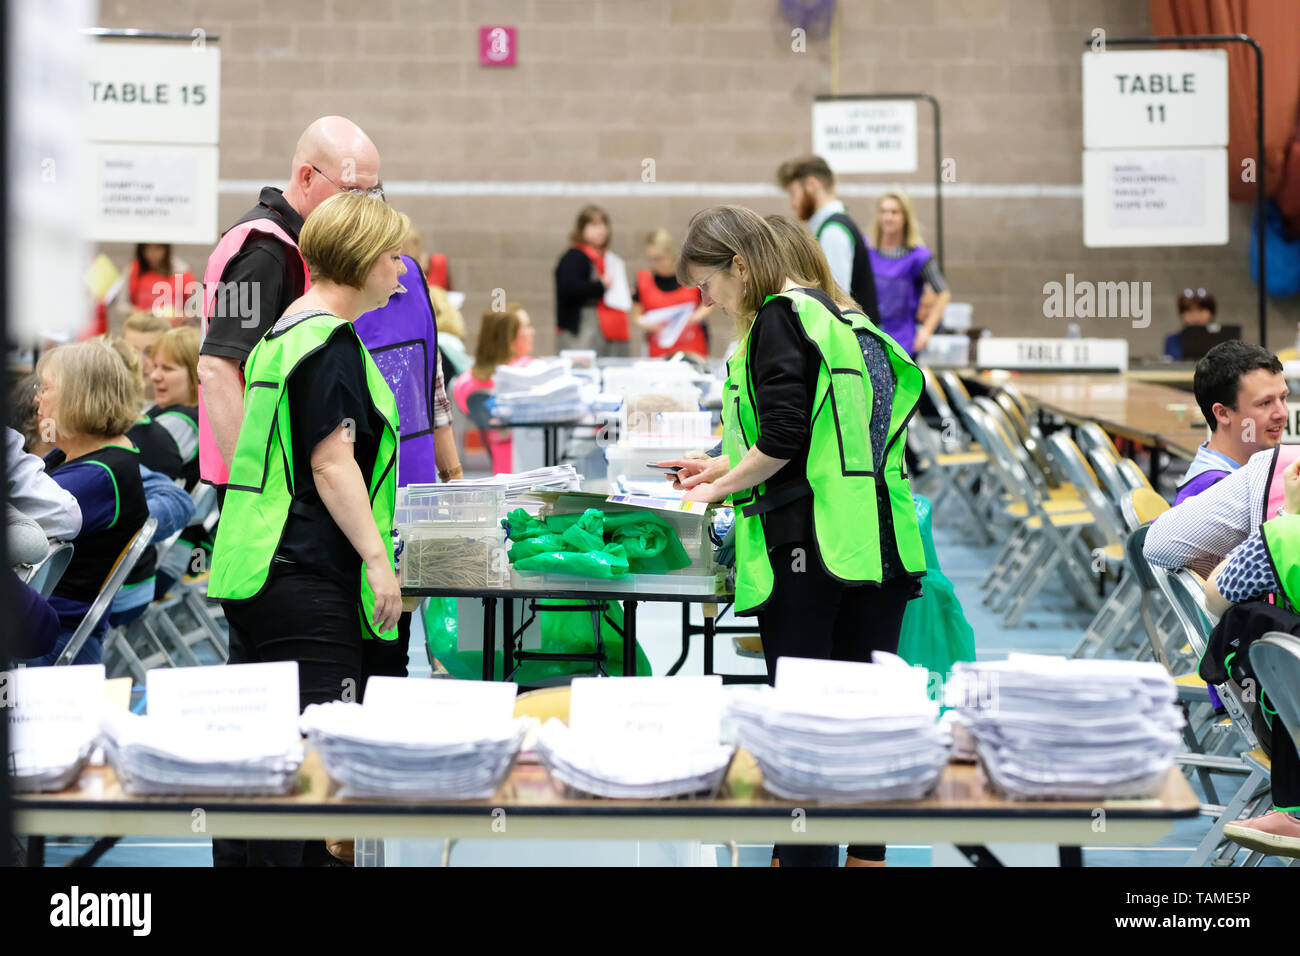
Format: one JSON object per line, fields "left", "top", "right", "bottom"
{"left": 1154, "top": 568, "right": 1275, "bottom": 866}
{"left": 1117, "top": 456, "right": 1158, "bottom": 494}
{"left": 1250, "top": 633, "right": 1300, "bottom": 753}
{"left": 921, "top": 367, "right": 970, "bottom": 454}
{"left": 55, "top": 518, "right": 157, "bottom": 665}
{"left": 996, "top": 381, "right": 1037, "bottom": 427}
{"left": 19, "top": 541, "right": 75, "bottom": 599}
{"left": 1075, "top": 422, "right": 1119, "bottom": 465}
{"left": 913, "top": 371, "right": 996, "bottom": 543}
{"left": 1085, "top": 446, "right": 1132, "bottom": 512}
{"left": 992, "top": 388, "right": 1060, "bottom": 489}
{"left": 967, "top": 407, "right": 1102, "bottom": 626}
{"left": 974, "top": 396, "right": 1052, "bottom": 496}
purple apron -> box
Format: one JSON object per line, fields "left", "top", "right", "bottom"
{"left": 354, "top": 255, "right": 440, "bottom": 486}
{"left": 868, "top": 245, "right": 932, "bottom": 357}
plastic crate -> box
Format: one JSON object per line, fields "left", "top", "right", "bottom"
{"left": 395, "top": 483, "right": 506, "bottom": 528}
{"left": 400, "top": 525, "right": 510, "bottom": 590}
{"left": 541, "top": 495, "right": 718, "bottom": 577}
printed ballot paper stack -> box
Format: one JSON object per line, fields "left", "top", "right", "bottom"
{"left": 535, "top": 675, "right": 735, "bottom": 799}
{"left": 8, "top": 665, "right": 106, "bottom": 792}
{"left": 948, "top": 654, "right": 1184, "bottom": 800}
{"left": 724, "top": 655, "right": 951, "bottom": 802}
{"left": 99, "top": 662, "right": 304, "bottom": 795}
{"left": 300, "top": 678, "right": 528, "bottom": 799}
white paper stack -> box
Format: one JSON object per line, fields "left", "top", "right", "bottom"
{"left": 8, "top": 665, "right": 105, "bottom": 792}
{"left": 99, "top": 708, "right": 304, "bottom": 796}
{"left": 724, "top": 656, "right": 951, "bottom": 802}
{"left": 493, "top": 358, "right": 591, "bottom": 422}
{"left": 535, "top": 720, "right": 734, "bottom": 798}
{"left": 534, "top": 675, "right": 735, "bottom": 799}
{"left": 948, "top": 655, "right": 1184, "bottom": 800}
{"left": 300, "top": 702, "right": 530, "bottom": 799}
{"left": 456, "top": 464, "right": 582, "bottom": 511}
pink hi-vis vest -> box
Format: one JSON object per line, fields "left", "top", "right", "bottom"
{"left": 198, "top": 218, "right": 311, "bottom": 485}
{"left": 1263, "top": 444, "right": 1300, "bottom": 526}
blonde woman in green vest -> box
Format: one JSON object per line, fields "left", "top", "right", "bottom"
{"left": 667, "top": 205, "right": 927, "bottom": 868}
{"left": 207, "top": 192, "right": 407, "bottom": 867}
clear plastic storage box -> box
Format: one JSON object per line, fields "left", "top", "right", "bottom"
{"left": 395, "top": 483, "right": 507, "bottom": 528}
{"left": 400, "top": 525, "right": 510, "bottom": 590}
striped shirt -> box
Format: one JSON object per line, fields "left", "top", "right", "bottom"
{"left": 1143, "top": 448, "right": 1272, "bottom": 578}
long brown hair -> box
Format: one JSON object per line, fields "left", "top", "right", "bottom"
{"left": 473, "top": 310, "right": 521, "bottom": 379}
{"left": 676, "top": 205, "right": 788, "bottom": 336}
{"left": 764, "top": 214, "right": 860, "bottom": 313}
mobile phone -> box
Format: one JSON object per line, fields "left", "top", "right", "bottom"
{"left": 648, "top": 462, "right": 683, "bottom": 474}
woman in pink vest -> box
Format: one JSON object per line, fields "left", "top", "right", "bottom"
{"left": 452, "top": 308, "right": 527, "bottom": 474}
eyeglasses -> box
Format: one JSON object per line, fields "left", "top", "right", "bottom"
{"left": 696, "top": 260, "right": 733, "bottom": 295}
{"left": 1182, "top": 287, "right": 1208, "bottom": 299}
{"left": 311, "top": 164, "right": 385, "bottom": 201}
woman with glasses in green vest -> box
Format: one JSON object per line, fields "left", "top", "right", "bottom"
{"left": 668, "top": 205, "right": 927, "bottom": 868}
{"left": 207, "top": 192, "right": 407, "bottom": 867}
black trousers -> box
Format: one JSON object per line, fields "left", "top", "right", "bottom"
{"left": 211, "top": 566, "right": 407, "bottom": 867}
{"left": 757, "top": 543, "right": 918, "bottom": 868}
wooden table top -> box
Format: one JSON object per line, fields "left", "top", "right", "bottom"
{"left": 968, "top": 371, "right": 1207, "bottom": 460}
{"left": 18, "top": 749, "right": 1198, "bottom": 821}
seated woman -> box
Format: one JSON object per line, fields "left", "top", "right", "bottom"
{"left": 1164, "top": 288, "right": 1218, "bottom": 361}
{"left": 23, "top": 340, "right": 149, "bottom": 665}
{"left": 451, "top": 308, "right": 525, "bottom": 475}
{"left": 121, "top": 310, "right": 173, "bottom": 397}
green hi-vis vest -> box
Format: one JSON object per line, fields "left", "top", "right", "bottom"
{"left": 722, "top": 288, "right": 926, "bottom": 615}
{"left": 207, "top": 310, "right": 400, "bottom": 640}
{"left": 1261, "top": 514, "right": 1300, "bottom": 612}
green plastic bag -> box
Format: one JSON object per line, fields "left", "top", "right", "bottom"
{"left": 504, "top": 506, "right": 688, "bottom": 579}
{"left": 421, "top": 595, "right": 651, "bottom": 681}
{"left": 896, "top": 494, "right": 976, "bottom": 706}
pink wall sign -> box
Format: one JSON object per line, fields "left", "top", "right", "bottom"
{"left": 479, "top": 26, "right": 517, "bottom": 66}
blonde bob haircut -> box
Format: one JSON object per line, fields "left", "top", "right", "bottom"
{"left": 872, "top": 189, "right": 925, "bottom": 250}
{"left": 98, "top": 334, "right": 147, "bottom": 408}
{"left": 644, "top": 228, "right": 674, "bottom": 256}
{"left": 153, "top": 326, "right": 202, "bottom": 402}
{"left": 676, "top": 205, "right": 788, "bottom": 332}
{"left": 37, "top": 340, "right": 139, "bottom": 439}
{"left": 299, "top": 192, "right": 411, "bottom": 289}
{"left": 123, "top": 310, "right": 172, "bottom": 335}
{"left": 472, "top": 309, "right": 521, "bottom": 380}
{"left": 428, "top": 285, "right": 466, "bottom": 339}
{"left": 764, "top": 214, "right": 860, "bottom": 314}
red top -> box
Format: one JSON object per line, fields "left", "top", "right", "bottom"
{"left": 128, "top": 261, "right": 196, "bottom": 318}
{"left": 636, "top": 270, "right": 707, "bottom": 358}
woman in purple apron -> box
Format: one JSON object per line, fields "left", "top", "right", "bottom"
{"left": 868, "top": 191, "right": 951, "bottom": 357}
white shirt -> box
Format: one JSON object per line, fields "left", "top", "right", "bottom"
{"left": 1143, "top": 447, "right": 1271, "bottom": 578}
{"left": 808, "top": 200, "right": 855, "bottom": 295}
{"left": 5, "top": 427, "right": 82, "bottom": 540}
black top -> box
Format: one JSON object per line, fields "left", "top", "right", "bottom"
{"left": 199, "top": 187, "right": 308, "bottom": 365}
{"left": 817, "top": 211, "right": 880, "bottom": 323}
{"left": 147, "top": 403, "right": 200, "bottom": 490}
{"left": 272, "top": 326, "right": 382, "bottom": 591}
{"left": 554, "top": 247, "right": 603, "bottom": 334}
{"left": 126, "top": 416, "right": 183, "bottom": 481}
{"left": 47, "top": 445, "right": 149, "bottom": 604}
{"left": 747, "top": 292, "right": 822, "bottom": 547}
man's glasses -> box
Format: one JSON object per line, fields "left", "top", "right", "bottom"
{"left": 697, "top": 260, "right": 733, "bottom": 294}
{"left": 1182, "top": 287, "right": 1208, "bottom": 299}
{"left": 311, "top": 164, "right": 385, "bottom": 200}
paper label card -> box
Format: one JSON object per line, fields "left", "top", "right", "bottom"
{"left": 4, "top": 664, "right": 105, "bottom": 748}
{"left": 362, "top": 676, "right": 518, "bottom": 733}
{"left": 775, "top": 656, "right": 930, "bottom": 702}
{"left": 146, "top": 662, "right": 299, "bottom": 736}
{"left": 568, "top": 675, "right": 722, "bottom": 745}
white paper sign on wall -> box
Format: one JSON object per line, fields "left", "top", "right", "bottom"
{"left": 1083, "top": 147, "right": 1228, "bottom": 247}
{"left": 812, "top": 99, "right": 918, "bottom": 174}
{"left": 84, "top": 142, "right": 219, "bottom": 243}
{"left": 1083, "top": 49, "right": 1228, "bottom": 149}
{"left": 86, "top": 40, "right": 221, "bottom": 145}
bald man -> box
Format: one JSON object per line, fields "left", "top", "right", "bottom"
{"left": 196, "top": 116, "right": 382, "bottom": 488}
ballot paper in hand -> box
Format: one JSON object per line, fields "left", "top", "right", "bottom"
{"left": 602, "top": 251, "right": 632, "bottom": 312}
{"left": 7, "top": 665, "right": 105, "bottom": 792}
{"left": 641, "top": 303, "right": 694, "bottom": 349}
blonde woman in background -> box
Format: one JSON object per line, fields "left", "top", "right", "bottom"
{"left": 122, "top": 310, "right": 173, "bottom": 389}
{"left": 429, "top": 284, "right": 471, "bottom": 381}
{"left": 868, "top": 190, "right": 950, "bottom": 357}
{"left": 631, "top": 228, "right": 712, "bottom": 359}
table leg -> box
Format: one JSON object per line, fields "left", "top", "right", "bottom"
{"left": 668, "top": 603, "right": 691, "bottom": 676}
{"left": 482, "top": 597, "right": 496, "bottom": 682}
{"left": 703, "top": 609, "right": 715, "bottom": 677}
{"left": 502, "top": 598, "right": 514, "bottom": 679}
{"left": 1058, "top": 845, "right": 1083, "bottom": 867}
{"left": 623, "top": 599, "right": 637, "bottom": 676}
{"left": 1149, "top": 445, "right": 1161, "bottom": 485}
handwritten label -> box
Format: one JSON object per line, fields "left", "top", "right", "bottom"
{"left": 362, "top": 676, "right": 517, "bottom": 734}
{"left": 5, "top": 664, "right": 105, "bottom": 749}
{"left": 568, "top": 675, "right": 722, "bottom": 745}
